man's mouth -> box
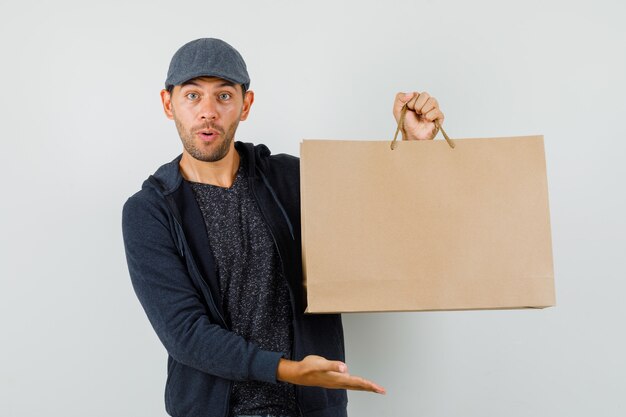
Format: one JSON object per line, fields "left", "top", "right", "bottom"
{"left": 196, "top": 128, "right": 221, "bottom": 141}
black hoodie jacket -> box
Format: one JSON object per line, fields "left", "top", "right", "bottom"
{"left": 122, "top": 142, "right": 348, "bottom": 417}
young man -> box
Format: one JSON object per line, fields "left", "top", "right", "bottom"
{"left": 122, "top": 38, "right": 444, "bottom": 417}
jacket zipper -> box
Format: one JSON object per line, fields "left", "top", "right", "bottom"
{"left": 258, "top": 171, "right": 295, "bottom": 240}
{"left": 171, "top": 213, "right": 233, "bottom": 417}
{"left": 249, "top": 173, "right": 304, "bottom": 417}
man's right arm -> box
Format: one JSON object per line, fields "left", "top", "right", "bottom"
{"left": 122, "top": 193, "right": 386, "bottom": 394}
{"left": 122, "top": 194, "right": 282, "bottom": 384}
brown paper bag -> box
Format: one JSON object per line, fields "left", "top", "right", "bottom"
{"left": 300, "top": 135, "right": 555, "bottom": 313}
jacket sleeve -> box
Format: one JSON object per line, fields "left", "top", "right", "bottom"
{"left": 121, "top": 193, "right": 283, "bottom": 383}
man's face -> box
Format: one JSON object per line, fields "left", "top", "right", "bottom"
{"left": 161, "top": 76, "right": 254, "bottom": 162}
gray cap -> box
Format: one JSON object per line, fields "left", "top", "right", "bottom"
{"left": 165, "top": 38, "right": 250, "bottom": 90}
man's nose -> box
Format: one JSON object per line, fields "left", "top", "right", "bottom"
{"left": 198, "top": 97, "right": 218, "bottom": 120}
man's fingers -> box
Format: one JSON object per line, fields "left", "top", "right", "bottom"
{"left": 407, "top": 91, "right": 431, "bottom": 114}
{"left": 391, "top": 90, "right": 445, "bottom": 140}
{"left": 423, "top": 108, "right": 444, "bottom": 123}
{"left": 394, "top": 91, "right": 440, "bottom": 120}
{"left": 333, "top": 373, "right": 386, "bottom": 394}
{"left": 395, "top": 91, "right": 415, "bottom": 105}
{"left": 287, "top": 355, "right": 385, "bottom": 394}
{"left": 393, "top": 91, "right": 415, "bottom": 121}
{"left": 327, "top": 360, "right": 347, "bottom": 373}
{"left": 420, "top": 97, "right": 439, "bottom": 115}
{"left": 306, "top": 356, "right": 347, "bottom": 373}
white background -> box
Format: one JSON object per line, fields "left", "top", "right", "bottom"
{"left": 1, "top": 0, "right": 625, "bottom": 416}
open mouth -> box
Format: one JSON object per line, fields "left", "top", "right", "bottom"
{"left": 197, "top": 130, "right": 220, "bottom": 141}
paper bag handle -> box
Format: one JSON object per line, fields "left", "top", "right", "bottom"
{"left": 390, "top": 103, "right": 456, "bottom": 150}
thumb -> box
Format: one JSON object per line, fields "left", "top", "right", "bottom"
{"left": 326, "top": 360, "right": 348, "bottom": 373}
{"left": 393, "top": 92, "right": 415, "bottom": 122}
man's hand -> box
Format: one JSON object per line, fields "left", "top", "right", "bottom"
{"left": 393, "top": 91, "right": 445, "bottom": 141}
{"left": 277, "top": 355, "right": 386, "bottom": 394}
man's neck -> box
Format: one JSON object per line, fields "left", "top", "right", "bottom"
{"left": 179, "top": 145, "right": 240, "bottom": 187}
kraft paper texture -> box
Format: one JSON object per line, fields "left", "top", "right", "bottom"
{"left": 300, "top": 136, "right": 555, "bottom": 313}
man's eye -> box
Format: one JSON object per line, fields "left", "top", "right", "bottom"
{"left": 219, "top": 93, "right": 231, "bottom": 100}
{"left": 186, "top": 93, "right": 199, "bottom": 100}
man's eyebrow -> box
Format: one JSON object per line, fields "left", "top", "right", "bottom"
{"left": 180, "top": 80, "right": 200, "bottom": 88}
{"left": 217, "top": 80, "right": 236, "bottom": 88}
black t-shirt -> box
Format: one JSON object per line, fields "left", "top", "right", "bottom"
{"left": 188, "top": 153, "right": 297, "bottom": 417}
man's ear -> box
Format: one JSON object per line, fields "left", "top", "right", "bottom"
{"left": 160, "top": 89, "right": 174, "bottom": 120}
{"left": 239, "top": 90, "right": 255, "bottom": 121}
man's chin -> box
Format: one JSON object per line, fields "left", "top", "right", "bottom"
{"left": 186, "top": 140, "right": 233, "bottom": 163}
